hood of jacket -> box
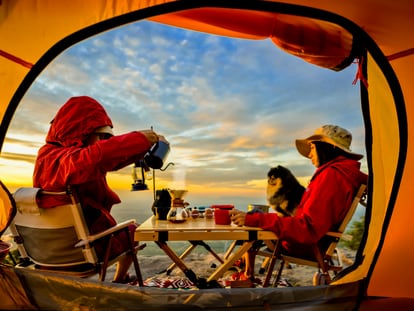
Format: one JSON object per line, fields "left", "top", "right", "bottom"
{"left": 313, "top": 155, "right": 368, "bottom": 188}
{"left": 46, "top": 96, "right": 113, "bottom": 147}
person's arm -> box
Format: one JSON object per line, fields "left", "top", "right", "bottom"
{"left": 241, "top": 167, "right": 352, "bottom": 245}
{"left": 98, "top": 131, "right": 153, "bottom": 171}
{"left": 54, "top": 131, "right": 153, "bottom": 185}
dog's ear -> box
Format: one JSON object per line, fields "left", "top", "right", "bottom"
{"left": 268, "top": 165, "right": 293, "bottom": 180}
{"left": 268, "top": 166, "right": 278, "bottom": 178}
{"left": 276, "top": 165, "right": 290, "bottom": 179}
{"left": 270, "top": 166, "right": 293, "bottom": 190}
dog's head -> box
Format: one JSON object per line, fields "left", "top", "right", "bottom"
{"left": 266, "top": 165, "right": 304, "bottom": 217}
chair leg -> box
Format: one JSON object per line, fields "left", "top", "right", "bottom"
{"left": 126, "top": 229, "right": 144, "bottom": 286}
{"left": 102, "top": 228, "right": 144, "bottom": 286}
{"left": 312, "top": 245, "right": 332, "bottom": 285}
{"left": 262, "top": 258, "right": 275, "bottom": 287}
{"left": 130, "top": 249, "right": 143, "bottom": 286}
{"left": 272, "top": 259, "right": 285, "bottom": 287}
{"left": 313, "top": 271, "right": 331, "bottom": 285}
{"left": 8, "top": 251, "right": 17, "bottom": 266}
{"left": 263, "top": 240, "right": 280, "bottom": 287}
{"left": 100, "top": 235, "right": 113, "bottom": 282}
{"left": 259, "top": 256, "right": 271, "bottom": 274}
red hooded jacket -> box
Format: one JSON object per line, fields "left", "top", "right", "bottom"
{"left": 33, "top": 96, "right": 152, "bottom": 257}
{"left": 245, "top": 156, "right": 368, "bottom": 257}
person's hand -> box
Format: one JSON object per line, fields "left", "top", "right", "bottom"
{"left": 230, "top": 209, "right": 247, "bottom": 227}
{"left": 158, "top": 135, "right": 169, "bottom": 144}
{"left": 139, "top": 129, "right": 167, "bottom": 145}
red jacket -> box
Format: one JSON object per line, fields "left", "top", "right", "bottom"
{"left": 245, "top": 156, "right": 368, "bottom": 255}
{"left": 33, "top": 96, "right": 151, "bottom": 255}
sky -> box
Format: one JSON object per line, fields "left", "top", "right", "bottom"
{"left": 0, "top": 20, "right": 367, "bottom": 209}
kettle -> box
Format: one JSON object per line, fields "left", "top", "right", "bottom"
{"left": 144, "top": 140, "right": 170, "bottom": 169}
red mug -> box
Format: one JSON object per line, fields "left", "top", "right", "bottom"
{"left": 212, "top": 205, "right": 234, "bottom": 225}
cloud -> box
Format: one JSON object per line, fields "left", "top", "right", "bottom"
{"left": 1, "top": 20, "right": 366, "bottom": 200}
{"left": 0, "top": 151, "right": 36, "bottom": 164}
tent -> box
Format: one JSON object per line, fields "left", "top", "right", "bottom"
{"left": 1, "top": 0, "right": 413, "bottom": 309}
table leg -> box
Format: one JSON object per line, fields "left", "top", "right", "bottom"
{"left": 166, "top": 241, "right": 224, "bottom": 275}
{"left": 198, "top": 241, "right": 224, "bottom": 264}
{"left": 166, "top": 243, "right": 197, "bottom": 275}
{"left": 223, "top": 240, "right": 238, "bottom": 260}
{"left": 155, "top": 241, "right": 199, "bottom": 285}
{"left": 207, "top": 241, "right": 254, "bottom": 282}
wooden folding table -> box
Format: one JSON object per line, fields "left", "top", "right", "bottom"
{"left": 135, "top": 216, "right": 278, "bottom": 288}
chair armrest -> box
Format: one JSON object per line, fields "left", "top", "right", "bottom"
{"left": 325, "top": 231, "right": 342, "bottom": 238}
{"left": 74, "top": 219, "right": 136, "bottom": 248}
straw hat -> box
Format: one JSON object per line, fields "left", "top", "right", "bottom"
{"left": 295, "top": 125, "right": 363, "bottom": 160}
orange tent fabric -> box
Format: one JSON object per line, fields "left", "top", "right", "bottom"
{"left": 1, "top": 0, "right": 414, "bottom": 305}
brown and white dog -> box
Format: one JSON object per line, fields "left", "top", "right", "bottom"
{"left": 267, "top": 165, "right": 305, "bottom": 217}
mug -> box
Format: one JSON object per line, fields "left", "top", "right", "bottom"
{"left": 212, "top": 205, "right": 234, "bottom": 225}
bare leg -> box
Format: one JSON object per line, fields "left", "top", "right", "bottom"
{"left": 243, "top": 248, "right": 256, "bottom": 278}
{"left": 112, "top": 224, "right": 138, "bottom": 283}
{"left": 113, "top": 256, "right": 133, "bottom": 283}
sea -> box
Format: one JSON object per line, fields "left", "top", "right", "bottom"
{"left": 110, "top": 189, "right": 266, "bottom": 257}
{"left": 4, "top": 187, "right": 364, "bottom": 258}
{"left": 110, "top": 189, "right": 365, "bottom": 257}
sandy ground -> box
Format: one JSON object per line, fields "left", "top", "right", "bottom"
{"left": 137, "top": 253, "right": 316, "bottom": 287}
{"left": 105, "top": 246, "right": 356, "bottom": 288}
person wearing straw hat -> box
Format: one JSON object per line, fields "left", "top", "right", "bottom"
{"left": 230, "top": 125, "right": 368, "bottom": 282}
{"left": 33, "top": 96, "right": 169, "bottom": 283}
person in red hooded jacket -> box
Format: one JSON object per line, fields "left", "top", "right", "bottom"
{"left": 230, "top": 125, "right": 368, "bottom": 282}
{"left": 33, "top": 96, "right": 169, "bottom": 283}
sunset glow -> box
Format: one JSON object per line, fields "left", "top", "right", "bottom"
{"left": 0, "top": 20, "right": 366, "bottom": 208}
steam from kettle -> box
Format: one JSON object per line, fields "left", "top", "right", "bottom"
{"left": 171, "top": 165, "right": 187, "bottom": 190}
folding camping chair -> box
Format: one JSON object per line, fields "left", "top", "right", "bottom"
{"left": 0, "top": 180, "right": 16, "bottom": 264}
{"left": 262, "top": 183, "right": 367, "bottom": 287}
{"left": 9, "top": 186, "right": 145, "bottom": 285}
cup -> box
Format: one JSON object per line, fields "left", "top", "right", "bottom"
{"left": 211, "top": 204, "right": 234, "bottom": 225}
{"left": 214, "top": 209, "right": 231, "bottom": 225}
